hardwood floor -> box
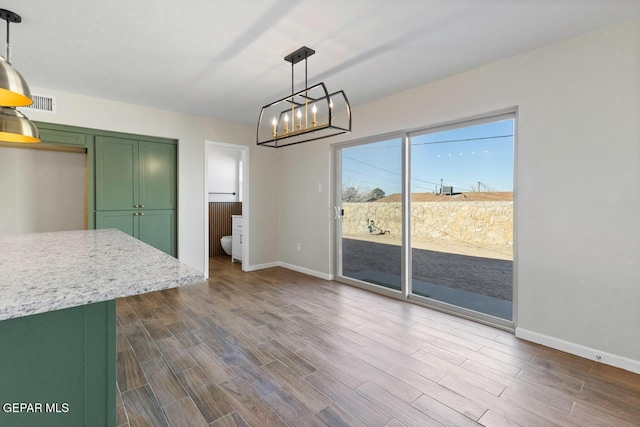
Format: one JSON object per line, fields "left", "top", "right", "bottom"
{"left": 115, "top": 257, "right": 640, "bottom": 426}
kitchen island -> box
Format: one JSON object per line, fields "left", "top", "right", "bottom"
{"left": 0, "top": 229, "right": 204, "bottom": 426}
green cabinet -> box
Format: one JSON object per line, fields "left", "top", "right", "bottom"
{"left": 95, "top": 136, "right": 177, "bottom": 257}
{"left": 31, "top": 123, "right": 178, "bottom": 256}
{"left": 38, "top": 128, "right": 87, "bottom": 147}
{"left": 0, "top": 301, "right": 116, "bottom": 427}
{"left": 96, "top": 210, "right": 176, "bottom": 256}
{"left": 95, "top": 211, "right": 138, "bottom": 237}
{"left": 139, "top": 141, "right": 176, "bottom": 210}
{"left": 96, "top": 137, "right": 138, "bottom": 211}
{"left": 96, "top": 138, "right": 176, "bottom": 211}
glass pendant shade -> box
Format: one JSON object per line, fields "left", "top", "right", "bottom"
{"left": 0, "top": 107, "right": 40, "bottom": 143}
{"left": 0, "top": 56, "right": 32, "bottom": 107}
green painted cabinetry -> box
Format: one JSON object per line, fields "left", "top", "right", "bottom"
{"left": 38, "top": 128, "right": 87, "bottom": 147}
{"left": 95, "top": 210, "right": 139, "bottom": 237}
{"left": 96, "top": 137, "right": 139, "bottom": 211}
{"left": 96, "top": 210, "right": 176, "bottom": 256}
{"left": 139, "top": 141, "right": 176, "bottom": 210}
{"left": 33, "top": 121, "right": 179, "bottom": 237}
{"left": 0, "top": 301, "right": 116, "bottom": 427}
{"left": 95, "top": 136, "right": 177, "bottom": 256}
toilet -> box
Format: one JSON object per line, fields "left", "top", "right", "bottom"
{"left": 220, "top": 235, "right": 232, "bottom": 256}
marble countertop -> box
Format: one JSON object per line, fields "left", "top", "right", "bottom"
{"left": 0, "top": 229, "right": 205, "bottom": 321}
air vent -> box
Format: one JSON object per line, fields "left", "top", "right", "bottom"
{"left": 22, "top": 93, "right": 57, "bottom": 113}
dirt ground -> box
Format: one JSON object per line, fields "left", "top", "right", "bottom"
{"left": 343, "top": 233, "right": 513, "bottom": 261}
{"left": 341, "top": 237, "right": 513, "bottom": 301}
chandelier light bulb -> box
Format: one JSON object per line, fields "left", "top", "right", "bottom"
{"left": 329, "top": 98, "right": 334, "bottom": 123}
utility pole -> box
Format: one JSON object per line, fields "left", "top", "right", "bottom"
{"left": 440, "top": 178, "right": 444, "bottom": 199}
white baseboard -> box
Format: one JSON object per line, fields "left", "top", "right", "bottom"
{"left": 245, "top": 261, "right": 333, "bottom": 280}
{"left": 278, "top": 262, "right": 333, "bottom": 281}
{"left": 516, "top": 327, "right": 640, "bottom": 375}
{"left": 245, "top": 261, "right": 279, "bottom": 271}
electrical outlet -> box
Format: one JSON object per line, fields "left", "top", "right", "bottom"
{"left": 296, "top": 243, "right": 302, "bottom": 251}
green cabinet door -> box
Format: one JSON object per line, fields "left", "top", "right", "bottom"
{"left": 0, "top": 301, "right": 116, "bottom": 427}
{"left": 139, "top": 141, "right": 176, "bottom": 210}
{"left": 138, "top": 210, "right": 176, "bottom": 256}
{"left": 96, "top": 210, "right": 175, "bottom": 256}
{"left": 96, "top": 137, "right": 139, "bottom": 211}
{"left": 95, "top": 211, "right": 139, "bottom": 238}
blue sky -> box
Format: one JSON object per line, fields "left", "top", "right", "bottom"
{"left": 342, "top": 119, "right": 514, "bottom": 195}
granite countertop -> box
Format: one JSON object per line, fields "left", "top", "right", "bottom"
{"left": 0, "top": 229, "right": 205, "bottom": 321}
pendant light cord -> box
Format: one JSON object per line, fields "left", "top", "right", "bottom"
{"left": 290, "top": 51, "right": 310, "bottom": 96}
{"left": 5, "top": 19, "right": 10, "bottom": 63}
{"left": 305, "top": 52, "right": 308, "bottom": 89}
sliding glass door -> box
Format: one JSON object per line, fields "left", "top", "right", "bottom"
{"left": 335, "top": 113, "right": 515, "bottom": 326}
{"left": 337, "top": 137, "right": 403, "bottom": 292}
{"left": 409, "top": 118, "right": 514, "bottom": 321}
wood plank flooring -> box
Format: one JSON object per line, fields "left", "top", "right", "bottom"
{"left": 116, "top": 257, "right": 640, "bottom": 426}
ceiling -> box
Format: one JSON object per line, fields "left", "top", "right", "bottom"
{"left": 3, "top": 1, "right": 639, "bottom": 124}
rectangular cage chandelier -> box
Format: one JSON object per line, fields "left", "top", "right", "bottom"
{"left": 257, "top": 46, "right": 351, "bottom": 148}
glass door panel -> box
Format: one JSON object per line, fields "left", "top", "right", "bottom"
{"left": 409, "top": 118, "right": 514, "bottom": 320}
{"left": 339, "top": 138, "right": 403, "bottom": 291}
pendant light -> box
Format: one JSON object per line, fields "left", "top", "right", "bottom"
{"left": 0, "top": 9, "right": 33, "bottom": 107}
{"left": 0, "top": 107, "right": 39, "bottom": 143}
{"left": 257, "top": 46, "right": 351, "bottom": 148}
{"left": 0, "top": 9, "right": 39, "bottom": 143}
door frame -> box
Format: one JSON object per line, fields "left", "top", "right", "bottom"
{"left": 203, "top": 141, "right": 250, "bottom": 277}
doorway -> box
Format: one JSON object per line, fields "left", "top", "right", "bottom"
{"left": 203, "top": 141, "right": 249, "bottom": 278}
{"left": 335, "top": 112, "right": 515, "bottom": 328}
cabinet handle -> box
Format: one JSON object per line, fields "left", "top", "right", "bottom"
{"left": 139, "top": 212, "right": 144, "bottom": 216}
{"left": 139, "top": 205, "right": 144, "bottom": 208}
{"left": 133, "top": 212, "right": 139, "bottom": 216}
{"left": 134, "top": 204, "right": 139, "bottom": 208}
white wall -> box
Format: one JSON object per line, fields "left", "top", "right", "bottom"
{"left": 278, "top": 18, "right": 640, "bottom": 368}
{"left": 22, "top": 90, "right": 280, "bottom": 273}
{"left": 0, "top": 147, "right": 85, "bottom": 235}
{"left": 279, "top": 142, "right": 333, "bottom": 275}
{"left": 207, "top": 146, "right": 240, "bottom": 202}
